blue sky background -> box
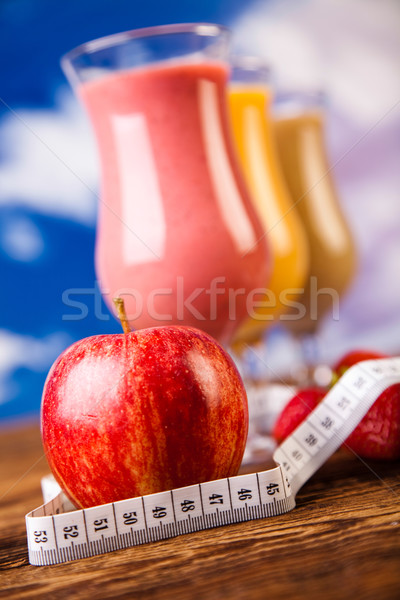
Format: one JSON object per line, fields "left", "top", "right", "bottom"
{"left": 1, "top": 0, "right": 399, "bottom": 423}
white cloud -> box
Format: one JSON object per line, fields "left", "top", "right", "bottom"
{"left": 0, "top": 215, "right": 45, "bottom": 262}
{"left": 0, "top": 330, "right": 72, "bottom": 405}
{"left": 0, "top": 89, "right": 98, "bottom": 225}
{"left": 232, "top": 0, "right": 400, "bottom": 126}
{"left": 232, "top": 9, "right": 322, "bottom": 91}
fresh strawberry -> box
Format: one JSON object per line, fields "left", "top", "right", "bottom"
{"left": 344, "top": 384, "right": 400, "bottom": 459}
{"left": 332, "top": 349, "right": 387, "bottom": 384}
{"left": 332, "top": 349, "right": 400, "bottom": 458}
{"left": 274, "top": 351, "right": 400, "bottom": 460}
{"left": 273, "top": 388, "right": 325, "bottom": 444}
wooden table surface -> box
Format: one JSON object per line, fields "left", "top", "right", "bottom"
{"left": 1, "top": 421, "right": 399, "bottom": 600}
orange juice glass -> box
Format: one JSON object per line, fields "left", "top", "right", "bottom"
{"left": 228, "top": 58, "right": 309, "bottom": 347}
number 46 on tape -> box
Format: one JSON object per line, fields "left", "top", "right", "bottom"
{"left": 26, "top": 358, "right": 400, "bottom": 566}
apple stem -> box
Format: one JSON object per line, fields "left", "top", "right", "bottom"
{"left": 113, "top": 297, "right": 132, "bottom": 334}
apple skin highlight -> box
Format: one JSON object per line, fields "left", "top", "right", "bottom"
{"left": 40, "top": 326, "right": 248, "bottom": 509}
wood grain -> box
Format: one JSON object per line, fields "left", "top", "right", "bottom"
{"left": 0, "top": 422, "right": 399, "bottom": 600}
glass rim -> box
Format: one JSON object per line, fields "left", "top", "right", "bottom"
{"left": 274, "top": 88, "right": 326, "bottom": 107}
{"left": 229, "top": 55, "right": 271, "bottom": 86}
{"left": 61, "top": 22, "right": 230, "bottom": 69}
{"left": 230, "top": 55, "right": 270, "bottom": 73}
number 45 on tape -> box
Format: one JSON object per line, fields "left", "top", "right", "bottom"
{"left": 26, "top": 358, "right": 400, "bottom": 566}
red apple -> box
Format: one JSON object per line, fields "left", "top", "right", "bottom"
{"left": 41, "top": 318, "right": 248, "bottom": 509}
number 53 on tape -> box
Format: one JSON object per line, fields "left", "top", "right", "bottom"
{"left": 26, "top": 358, "right": 400, "bottom": 566}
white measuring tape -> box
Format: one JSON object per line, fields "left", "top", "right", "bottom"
{"left": 25, "top": 357, "right": 400, "bottom": 566}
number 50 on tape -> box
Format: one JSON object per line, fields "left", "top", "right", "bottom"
{"left": 26, "top": 358, "right": 400, "bottom": 566}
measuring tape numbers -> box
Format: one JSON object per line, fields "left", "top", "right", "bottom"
{"left": 25, "top": 357, "right": 400, "bottom": 566}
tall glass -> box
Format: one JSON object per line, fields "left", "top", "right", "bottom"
{"left": 61, "top": 24, "right": 271, "bottom": 345}
{"left": 227, "top": 58, "right": 309, "bottom": 348}
{"left": 273, "top": 90, "right": 357, "bottom": 367}
{"left": 227, "top": 58, "right": 310, "bottom": 465}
